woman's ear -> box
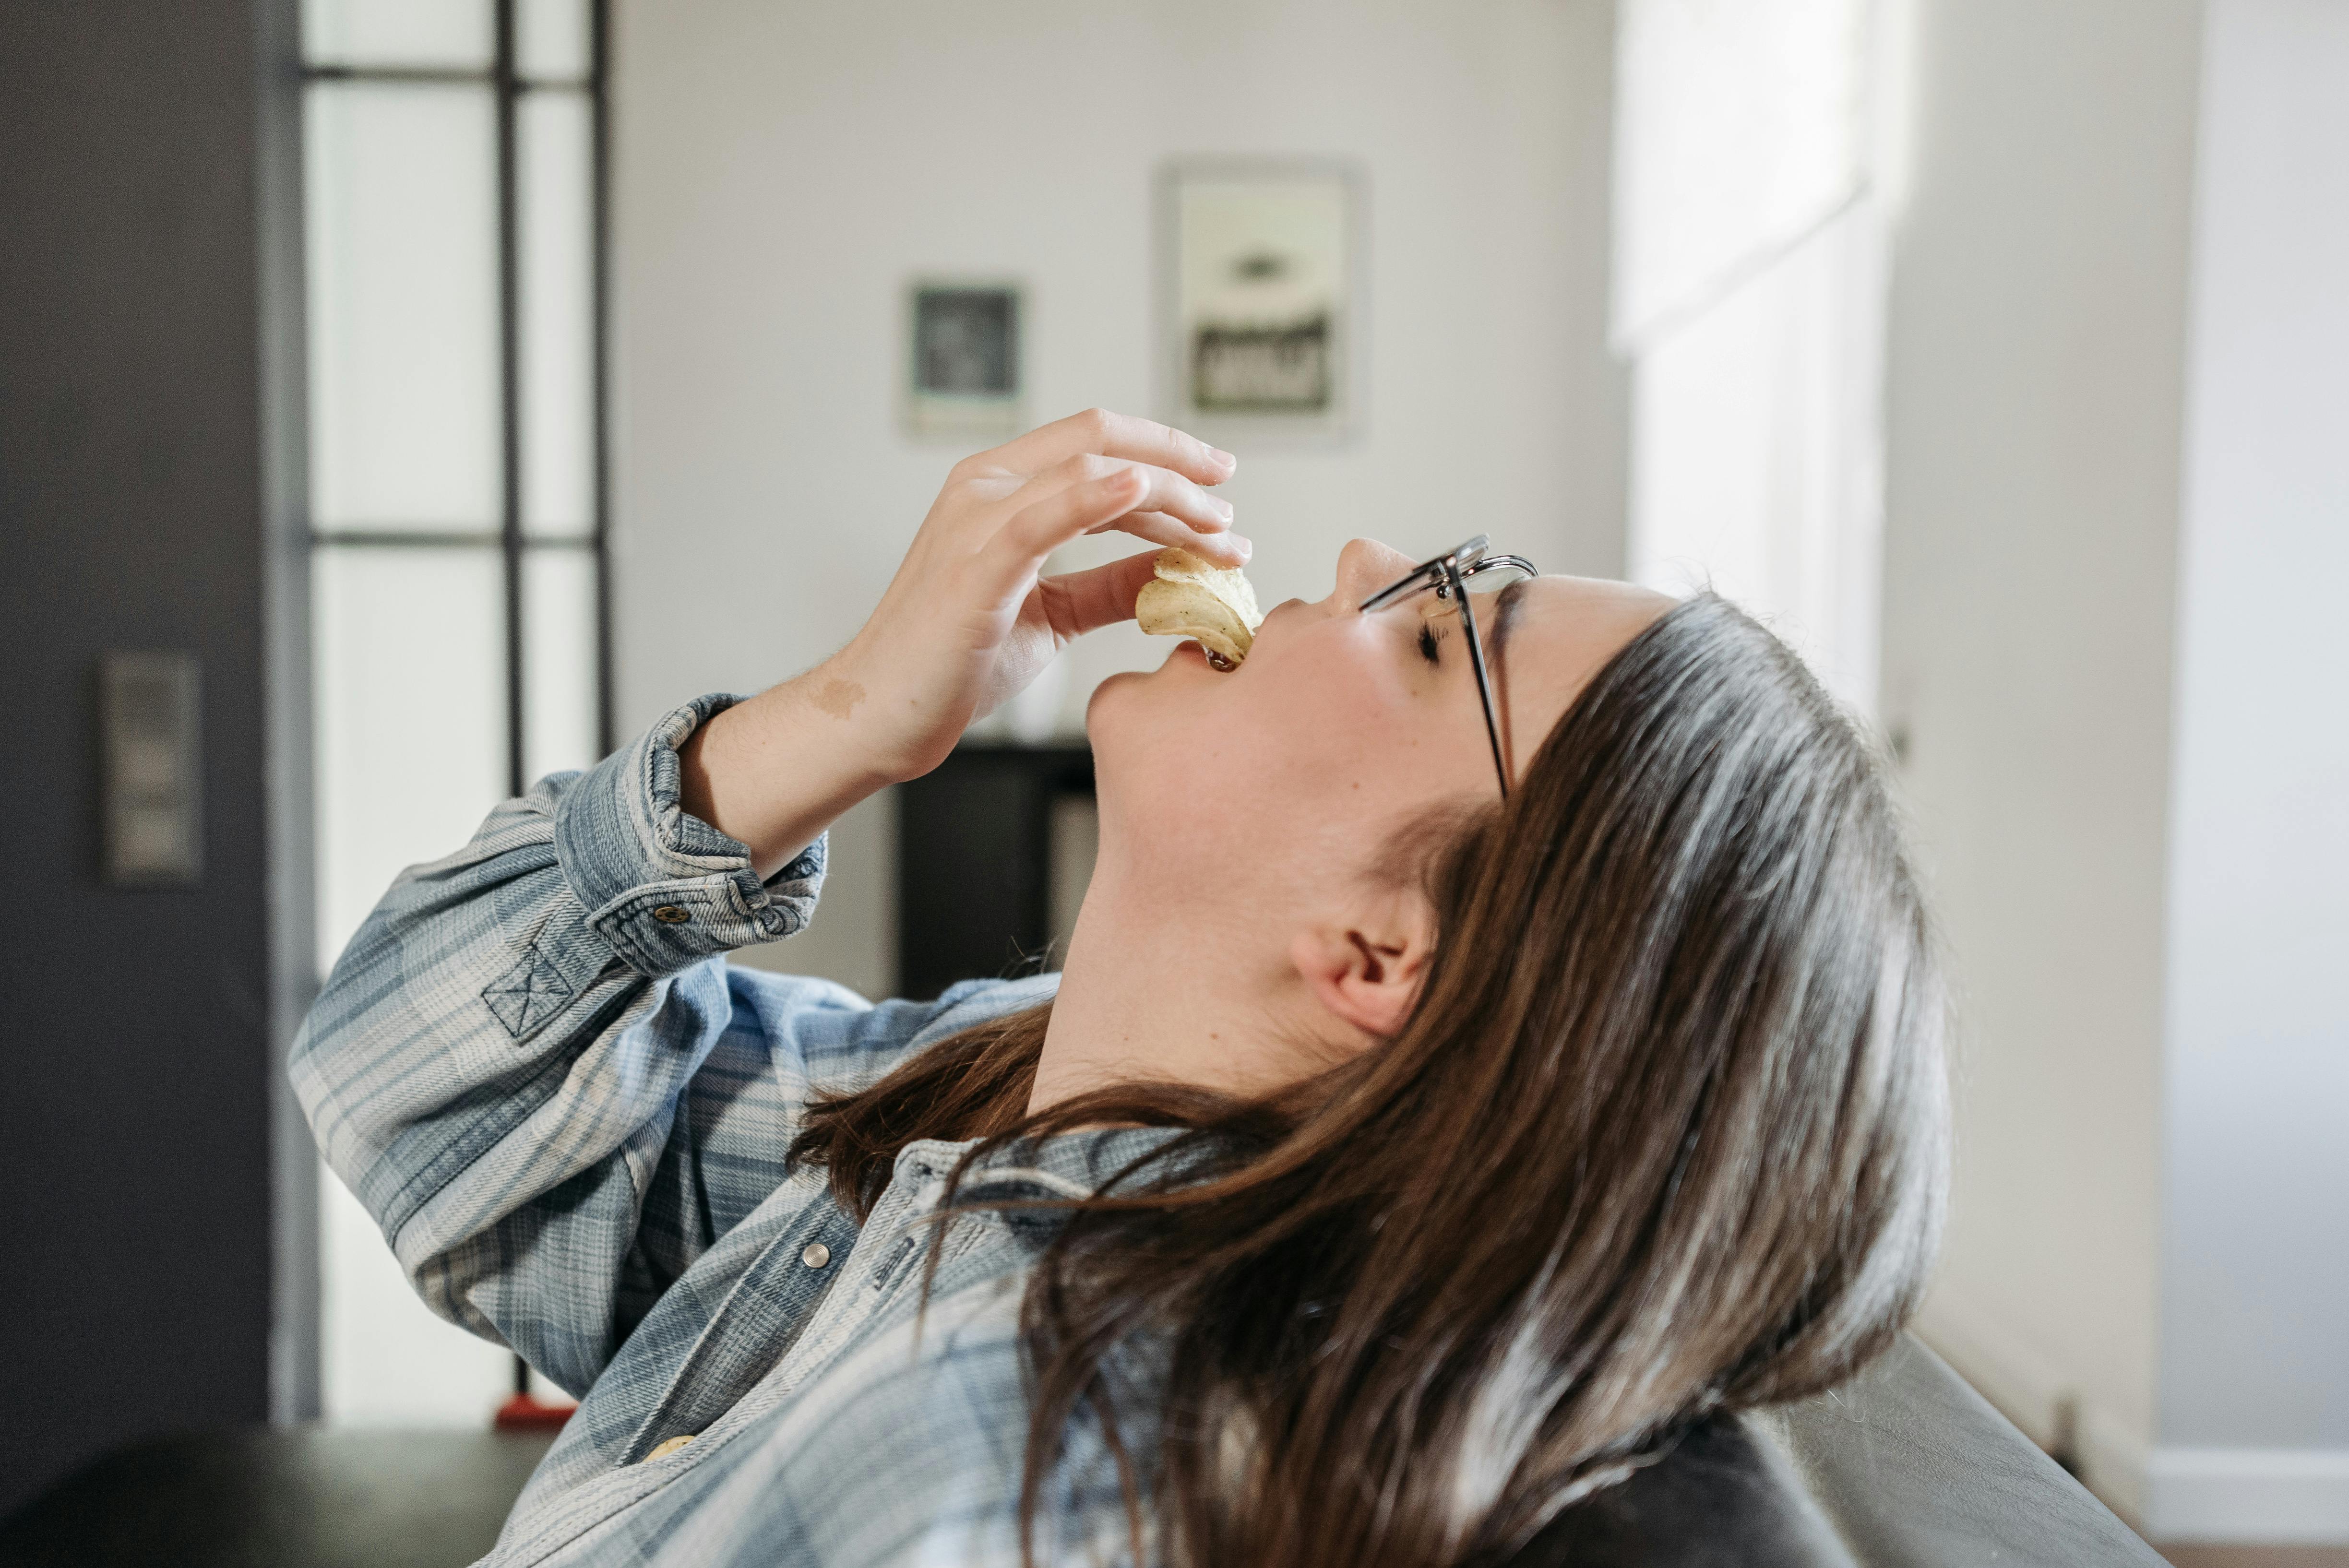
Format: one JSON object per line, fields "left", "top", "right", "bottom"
{"left": 1288, "top": 891, "right": 1437, "bottom": 1040}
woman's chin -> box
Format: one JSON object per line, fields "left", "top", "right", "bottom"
{"left": 1086, "top": 641, "right": 1216, "bottom": 748}
{"left": 1084, "top": 666, "right": 1143, "bottom": 732}
{"left": 1093, "top": 641, "right": 1208, "bottom": 703}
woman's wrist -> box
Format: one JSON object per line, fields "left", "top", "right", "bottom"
{"left": 677, "top": 661, "right": 902, "bottom": 880}
{"left": 672, "top": 412, "right": 1243, "bottom": 880}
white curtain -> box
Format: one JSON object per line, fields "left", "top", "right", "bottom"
{"left": 1613, "top": 0, "right": 1885, "bottom": 713}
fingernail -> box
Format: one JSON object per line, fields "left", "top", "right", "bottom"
{"left": 1230, "top": 533, "right": 1253, "bottom": 562}
{"left": 1210, "top": 447, "right": 1237, "bottom": 472}
{"left": 1214, "top": 497, "right": 1235, "bottom": 522}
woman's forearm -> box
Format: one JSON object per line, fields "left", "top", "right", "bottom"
{"left": 294, "top": 704, "right": 830, "bottom": 1393}
{"left": 677, "top": 658, "right": 897, "bottom": 881}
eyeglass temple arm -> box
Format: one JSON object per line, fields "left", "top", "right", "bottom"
{"left": 1467, "top": 553, "right": 1538, "bottom": 580}
{"left": 1449, "top": 562, "right": 1511, "bottom": 798}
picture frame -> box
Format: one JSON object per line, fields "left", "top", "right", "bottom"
{"left": 1158, "top": 160, "right": 1363, "bottom": 442}
{"left": 903, "top": 279, "right": 1024, "bottom": 440}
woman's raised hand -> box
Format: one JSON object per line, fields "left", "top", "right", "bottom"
{"left": 834, "top": 409, "right": 1242, "bottom": 778}
{"left": 679, "top": 410, "right": 1242, "bottom": 877}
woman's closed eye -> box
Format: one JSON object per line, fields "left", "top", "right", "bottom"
{"left": 1418, "top": 622, "right": 1442, "bottom": 665}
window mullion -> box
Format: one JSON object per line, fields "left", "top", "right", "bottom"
{"left": 496, "top": 0, "right": 525, "bottom": 800}
{"left": 590, "top": 0, "right": 614, "bottom": 757}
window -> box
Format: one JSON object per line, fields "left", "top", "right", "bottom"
{"left": 1611, "top": 0, "right": 1888, "bottom": 712}
{"left": 303, "top": 0, "right": 608, "bottom": 1425}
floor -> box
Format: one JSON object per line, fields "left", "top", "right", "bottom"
{"left": 0, "top": 1427, "right": 558, "bottom": 1568}
{"left": 2161, "top": 1548, "right": 2349, "bottom": 1568}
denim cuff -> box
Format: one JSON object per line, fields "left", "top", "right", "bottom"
{"left": 552, "top": 694, "right": 827, "bottom": 978}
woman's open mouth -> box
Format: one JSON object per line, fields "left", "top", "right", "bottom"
{"left": 1168, "top": 639, "right": 1240, "bottom": 673}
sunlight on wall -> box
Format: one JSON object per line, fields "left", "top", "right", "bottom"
{"left": 1613, "top": 0, "right": 1889, "bottom": 713}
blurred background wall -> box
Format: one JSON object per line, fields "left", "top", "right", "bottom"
{"left": 1878, "top": 0, "right": 2349, "bottom": 1538}
{"left": 2158, "top": 0, "right": 2349, "bottom": 1517}
{"left": 1880, "top": 0, "right": 2203, "bottom": 1518}
{"left": 606, "top": 0, "right": 1632, "bottom": 997}
{"left": 0, "top": 0, "right": 307, "bottom": 1517}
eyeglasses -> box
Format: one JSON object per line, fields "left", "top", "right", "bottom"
{"left": 1359, "top": 535, "right": 1538, "bottom": 798}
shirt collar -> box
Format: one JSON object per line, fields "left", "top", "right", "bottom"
{"left": 894, "top": 1122, "right": 1206, "bottom": 1200}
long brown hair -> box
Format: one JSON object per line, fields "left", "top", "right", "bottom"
{"left": 790, "top": 594, "right": 1949, "bottom": 1568}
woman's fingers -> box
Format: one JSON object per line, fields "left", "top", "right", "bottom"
{"left": 999, "top": 463, "right": 1250, "bottom": 567}
{"left": 1021, "top": 452, "right": 1236, "bottom": 538}
{"left": 986, "top": 469, "right": 1148, "bottom": 567}
{"left": 1095, "top": 508, "right": 1252, "bottom": 565}
{"left": 993, "top": 408, "right": 1237, "bottom": 488}
{"left": 977, "top": 471, "right": 1162, "bottom": 605}
{"left": 1033, "top": 551, "right": 1163, "bottom": 641}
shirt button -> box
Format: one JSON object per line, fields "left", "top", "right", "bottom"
{"left": 801, "top": 1242, "right": 830, "bottom": 1269}
{"left": 644, "top": 1434, "right": 694, "bottom": 1462}
{"left": 651, "top": 905, "right": 692, "bottom": 925}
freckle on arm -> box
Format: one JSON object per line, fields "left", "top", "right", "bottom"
{"left": 810, "top": 678, "right": 866, "bottom": 720}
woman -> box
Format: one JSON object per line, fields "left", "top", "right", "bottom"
{"left": 294, "top": 409, "right": 1947, "bottom": 1568}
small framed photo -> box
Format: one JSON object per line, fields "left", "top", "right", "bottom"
{"left": 905, "top": 280, "right": 1023, "bottom": 440}
{"left": 1160, "top": 161, "right": 1360, "bottom": 440}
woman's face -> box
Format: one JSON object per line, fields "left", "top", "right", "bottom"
{"left": 1087, "top": 539, "right": 1671, "bottom": 932}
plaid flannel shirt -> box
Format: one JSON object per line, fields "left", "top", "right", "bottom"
{"left": 291, "top": 695, "right": 1178, "bottom": 1567}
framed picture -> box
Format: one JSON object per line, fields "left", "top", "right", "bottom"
{"left": 1159, "top": 161, "right": 1361, "bottom": 440}
{"left": 905, "top": 280, "right": 1023, "bottom": 440}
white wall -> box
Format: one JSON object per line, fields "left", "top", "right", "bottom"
{"left": 1879, "top": 0, "right": 2205, "bottom": 1520}
{"left": 2153, "top": 0, "right": 2349, "bottom": 1538}
{"left": 1882, "top": 0, "right": 2349, "bottom": 1535}
{"left": 608, "top": 0, "right": 1628, "bottom": 998}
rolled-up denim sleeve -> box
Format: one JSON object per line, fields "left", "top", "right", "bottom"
{"left": 553, "top": 693, "right": 826, "bottom": 975}
{"left": 289, "top": 694, "right": 866, "bottom": 1392}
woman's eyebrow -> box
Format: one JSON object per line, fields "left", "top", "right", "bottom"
{"left": 1491, "top": 579, "right": 1529, "bottom": 663}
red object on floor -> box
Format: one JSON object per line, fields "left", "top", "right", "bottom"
{"left": 494, "top": 1392, "right": 577, "bottom": 1432}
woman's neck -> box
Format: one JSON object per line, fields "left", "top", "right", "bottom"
{"left": 1028, "top": 870, "right": 1328, "bottom": 1118}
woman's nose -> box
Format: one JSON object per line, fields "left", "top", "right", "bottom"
{"left": 1329, "top": 538, "right": 1419, "bottom": 608}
